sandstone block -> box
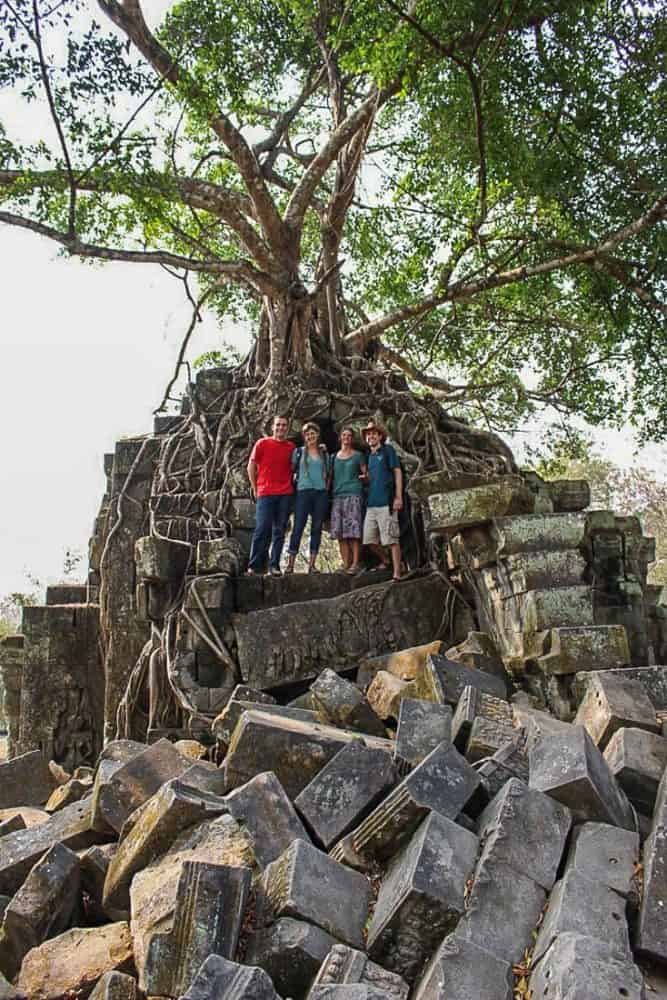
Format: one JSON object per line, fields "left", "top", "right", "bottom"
{"left": 134, "top": 534, "right": 190, "bottom": 582}
{"left": 490, "top": 512, "right": 587, "bottom": 556}
{"left": 196, "top": 537, "right": 246, "bottom": 576}
{"left": 444, "top": 631, "right": 506, "bottom": 681}
{"left": 309, "top": 988, "right": 386, "bottom": 999}
{"left": 226, "top": 771, "right": 310, "bottom": 867}
{"left": 89, "top": 971, "right": 139, "bottom": 1000}
{"left": 574, "top": 671, "right": 658, "bottom": 749}
{"left": 563, "top": 822, "right": 639, "bottom": 897}
{"left": 0, "top": 842, "right": 80, "bottom": 981}
{"left": 636, "top": 824, "right": 667, "bottom": 962}
{"left": 0, "top": 816, "right": 25, "bottom": 838}
{"left": 465, "top": 716, "right": 516, "bottom": 763}
{"left": 604, "top": 726, "right": 667, "bottom": 814}
{"left": 331, "top": 742, "right": 482, "bottom": 869}
{"left": 407, "top": 653, "right": 507, "bottom": 706}
{"left": 213, "top": 700, "right": 319, "bottom": 748}
{"left": 0, "top": 798, "right": 95, "bottom": 895}
{"left": 141, "top": 860, "right": 251, "bottom": 997}
{"left": 530, "top": 932, "right": 644, "bottom": 1000}
{"left": 310, "top": 669, "right": 386, "bottom": 737}
{"left": 80, "top": 843, "right": 117, "bottom": 919}
{"left": 575, "top": 665, "right": 667, "bottom": 711}
{"left": 295, "top": 742, "right": 396, "bottom": 851}
{"left": 412, "top": 932, "right": 513, "bottom": 1000}
{"left": 427, "top": 482, "right": 534, "bottom": 532}
{"left": 476, "top": 778, "right": 571, "bottom": 890}
{"left": 180, "top": 954, "right": 281, "bottom": 999}
{"left": 309, "top": 944, "right": 409, "bottom": 998}
{"left": 451, "top": 683, "right": 512, "bottom": 745}
{"left": 178, "top": 761, "right": 228, "bottom": 798}
{"left": 0, "top": 751, "right": 55, "bottom": 810}
{"left": 474, "top": 738, "right": 529, "bottom": 800}
{"left": 103, "top": 778, "right": 228, "bottom": 918}
{"left": 247, "top": 917, "right": 337, "bottom": 998}
{"left": 224, "top": 711, "right": 393, "bottom": 800}
{"left": 533, "top": 869, "right": 631, "bottom": 965}
{"left": 45, "top": 775, "right": 93, "bottom": 813}
{"left": 498, "top": 586, "right": 595, "bottom": 636}
{"left": 357, "top": 641, "right": 443, "bottom": 689}
{"left": 367, "top": 812, "right": 478, "bottom": 982}
{"left": 529, "top": 725, "right": 636, "bottom": 830}
{"left": 394, "top": 699, "right": 452, "bottom": 767}
{"left": 257, "top": 839, "right": 370, "bottom": 949}
{"left": 17, "top": 922, "right": 134, "bottom": 1000}
{"left": 97, "top": 738, "right": 192, "bottom": 834}
{"left": 536, "top": 625, "right": 629, "bottom": 676}
{"left": 481, "top": 548, "right": 587, "bottom": 597}
{"left": 365, "top": 672, "right": 408, "bottom": 720}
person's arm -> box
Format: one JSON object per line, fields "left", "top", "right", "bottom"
{"left": 247, "top": 459, "right": 258, "bottom": 500}
{"left": 392, "top": 465, "right": 403, "bottom": 511}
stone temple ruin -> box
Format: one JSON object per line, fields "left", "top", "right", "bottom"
{"left": 1, "top": 364, "right": 667, "bottom": 998}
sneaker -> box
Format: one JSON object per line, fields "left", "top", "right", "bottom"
{"left": 270, "top": 567, "right": 282, "bottom": 577}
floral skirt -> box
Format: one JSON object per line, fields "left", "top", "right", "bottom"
{"left": 329, "top": 494, "right": 364, "bottom": 540}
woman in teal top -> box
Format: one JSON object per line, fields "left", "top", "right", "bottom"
{"left": 330, "top": 426, "right": 367, "bottom": 574}
{"left": 286, "top": 422, "right": 330, "bottom": 573}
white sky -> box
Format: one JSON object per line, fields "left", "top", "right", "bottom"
{"left": 0, "top": 0, "right": 664, "bottom": 598}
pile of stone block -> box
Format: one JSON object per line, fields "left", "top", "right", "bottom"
{"left": 1, "top": 635, "right": 667, "bottom": 1000}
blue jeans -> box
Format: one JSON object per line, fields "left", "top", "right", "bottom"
{"left": 248, "top": 494, "right": 292, "bottom": 572}
{"left": 288, "top": 489, "right": 330, "bottom": 556}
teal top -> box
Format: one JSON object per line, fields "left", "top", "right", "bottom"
{"left": 293, "top": 448, "right": 328, "bottom": 491}
{"left": 367, "top": 443, "right": 399, "bottom": 507}
{"left": 333, "top": 451, "right": 364, "bottom": 497}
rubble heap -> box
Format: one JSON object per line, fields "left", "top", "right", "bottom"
{"left": 1, "top": 365, "right": 667, "bottom": 997}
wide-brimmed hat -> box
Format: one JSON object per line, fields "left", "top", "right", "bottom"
{"left": 361, "top": 420, "right": 387, "bottom": 442}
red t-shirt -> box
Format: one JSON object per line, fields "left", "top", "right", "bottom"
{"left": 250, "top": 437, "right": 296, "bottom": 496}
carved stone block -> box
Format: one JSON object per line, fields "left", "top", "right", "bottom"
{"left": 226, "top": 771, "right": 311, "bottom": 867}
{"left": 451, "top": 685, "right": 512, "bottom": 750}
{"left": 224, "top": 710, "right": 393, "bottom": 800}
{"left": 0, "top": 842, "right": 80, "bottom": 980}
{"left": 532, "top": 869, "right": 632, "bottom": 965}
{"left": 141, "top": 860, "right": 251, "bottom": 997}
{"left": 412, "top": 932, "right": 513, "bottom": 1000}
{"left": 529, "top": 725, "right": 636, "bottom": 831}
{"left": 97, "top": 737, "right": 192, "bottom": 834}
{"left": 233, "top": 576, "right": 450, "bottom": 690}
{"left": 257, "top": 839, "right": 371, "bottom": 949}
{"left": 406, "top": 653, "right": 507, "bottom": 706}
{"left": 330, "top": 742, "right": 482, "bottom": 869}
{"left": 103, "top": 778, "right": 228, "bottom": 918}
{"left": 295, "top": 742, "right": 397, "bottom": 850}
{"left": 575, "top": 672, "right": 658, "bottom": 749}
{"left": 604, "top": 726, "right": 667, "bottom": 814}
{"left": 310, "top": 669, "right": 386, "bottom": 737}
{"left": 309, "top": 944, "right": 409, "bottom": 999}
{"left": 563, "top": 822, "right": 639, "bottom": 897}
{"left": 530, "top": 932, "right": 644, "bottom": 1000}
{"left": 0, "top": 751, "right": 55, "bottom": 810}
{"left": 394, "top": 699, "right": 453, "bottom": 767}
{"left": 474, "top": 737, "right": 529, "bottom": 800}
{"left": 246, "top": 917, "right": 337, "bottom": 998}
{"left": 490, "top": 512, "right": 588, "bottom": 557}
{"left": 477, "top": 778, "right": 570, "bottom": 892}
{"left": 179, "top": 954, "right": 281, "bottom": 1000}
{"left": 367, "top": 812, "right": 478, "bottom": 982}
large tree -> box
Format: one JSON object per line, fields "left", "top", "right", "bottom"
{"left": 1, "top": 0, "right": 665, "bottom": 431}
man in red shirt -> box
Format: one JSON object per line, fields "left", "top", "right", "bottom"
{"left": 247, "top": 415, "right": 296, "bottom": 575}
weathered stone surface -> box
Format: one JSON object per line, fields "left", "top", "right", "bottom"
{"left": 604, "top": 726, "right": 667, "bottom": 814}
{"left": 0, "top": 807, "right": 49, "bottom": 829}
{"left": 331, "top": 742, "right": 482, "bottom": 869}
{"left": 452, "top": 686, "right": 512, "bottom": 750}
{"left": 357, "top": 641, "right": 443, "bottom": 689}
{"left": 103, "top": 777, "right": 228, "bottom": 918}
{"left": 224, "top": 711, "right": 393, "bottom": 800}
{"left": 0, "top": 842, "right": 80, "bottom": 980}
{"left": 173, "top": 739, "right": 208, "bottom": 760}
{"left": 0, "top": 816, "right": 25, "bottom": 838}
{"left": 536, "top": 625, "right": 629, "bottom": 676}
{"left": 310, "top": 670, "right": 386, "bottom": 737}
{"left": 213, "top": 701, "right": 319, "bottom": 748}
{"left": 0, "top": 970, "right": 24, "bottom": 1000}
{"left": 476, "top": 779, "right": 571, "bottom": 890}
{"left": 257, "top": 839, "right": 370, "bottom": 949}
{"left": 17, "top": 922, "right": 134, "bottom": 1000}
{"left": 142, "top": 860, "right": 251, "bottom": 997}
{"left": 457, "top": 854, "right": 546, "bottom": 964}
{"left": 533, "top": 869, "right": 631, "bottom": 965}
{"left": 530, "top": 932, "right": 644, "bottom": 1000}
{"left": 295, "top": 742, "right": 396, "bottom": 851}
{"left": 491, "top": 512, "right": 587, "bottom": 556}
{"left": 412, "top": 932, "right": 513, "bottom": 1000}
{"left": 135, "top": 534, "right": 190, "bottom": 582}
{"left": 513, "top": 705, "right": 571, "bottom": 751}
{"left": 637, "top": 824, "right": 667, "bottom": 962}
{"left": 465, "top": 716, "right": 516, "bottom": 763}
{"left": 226, "top": 771, "right": 310, "bottom": 867}
{"left": 496, "top": 587, "right": 595, "bottom": 642}
{"left": 563, "top": 822, "right": 639, "bottom": 897}
{"left": 247, "top": 917, "right": 337, "bottom": 998}
{"left": 80, "top": 843, "right": 117, "bottom": 917}
{"left": 178, "top": 761, "right": 228, "bottom": 797}
{"left": 310, "top": 944, "right": 409, "bottom": 999}
{"left": 88, "top": 970, "right": 139, "bottom": 1000}
{"left": 233, "top": 576, "right": 450, "bottom": 690}
{"left": 574, "top": 671, "right": 658, "bottom": 748}
{"left": 196, "top": 536, "right": 247, "bottom": 576}
{"left": 90, "top": 740, "right": 154, "bottom": 834}
{"left": 444, "top": 631, "right": 507, "bottom": 681}
{"left": 0, "top": 798, "right": 95, "bottom": 895}
{"left": 427, "top": 482, "right": 534, "bottom": 532}
{"left": 45, "top": 775, "right": 93, "bottom": 813}
{"left": 529, "top": 725, "right": 636, "bottom": 830}
{"left": 309, "top": 988, "right": 387, "bottom": 999}
{"left": 180, "top": 954, "right": 280, "bottom": 999}
{"left": 474, "top": 737, "right": 529, "bottom": 800}
{"left": 365, "top": 672, "right": 409, "bottom": 721}
{"left": 367, "top": 812, "right": 478, "bottom": 982}
{"left": 130, "top": 812, "right": 253, "bottom": 983}
{"left": 97, "top": 738, "right": 192, "bottom": 834}
{"left": 575, "top": 665, "right": 667, "bottom": 711}
{"left": 0, "top": 751, "right": 55, "bottom": 810}
{"left": 394, "top": 700, "right": 452, "bottom": 767}
{"left": 482, "top": 548, "right": 587, "bottom": 597}
{"left": 406, "top": 653, "right": 507, "bottom": 706}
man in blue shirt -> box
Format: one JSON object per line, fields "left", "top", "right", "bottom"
{"left": 361, "top": 420, "right": 403, "bottom": 581}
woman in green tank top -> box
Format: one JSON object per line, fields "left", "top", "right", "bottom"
{"left": 330, "top": 426, "right": 367, "bottom": 573}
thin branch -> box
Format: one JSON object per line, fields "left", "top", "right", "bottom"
{"left": 154, "top": 284, "right": 218, "bottom": 412}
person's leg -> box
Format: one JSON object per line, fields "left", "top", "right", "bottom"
{"left": 248, "top": 496, "right": 273, "bottom": 573}
{"left": 349, "top": 538, "right": 361, "bottom": 569}
{"left": 338, "top": 539, "right": 351, "bottom": 569}
{"left": 287, "top": 491, "right": 311, "bottom": 562}
{"left": 377, "top": 507, "right": 402, "bottom": 579}
{"left": 389, "top": 542, "right": 402, "bottom": 579}
{"left": 270, "top": 493, "right": 293, "bottom": 571}
{"left": 308, "top": 491, "right": 329, "bottom": 569}
{"left": 369, "top": 543, "right": 390, "bottom": 567}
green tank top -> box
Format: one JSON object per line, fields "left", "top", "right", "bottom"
{"left": 333, "top": 452, "right": 364, "bottom": 497}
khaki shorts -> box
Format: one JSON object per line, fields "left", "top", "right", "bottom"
{"left": 363, "top": 506, "right": 401, "bottom": 546}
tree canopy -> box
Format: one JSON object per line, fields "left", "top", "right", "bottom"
{"left": 1, "top": 0, "right": 665, "bottom": 432}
